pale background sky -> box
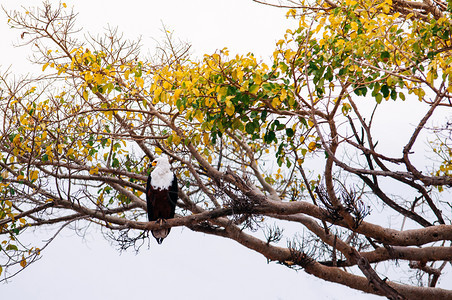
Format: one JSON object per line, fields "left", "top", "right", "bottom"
{"left": 1, "top": 1, "right": 448, "bottom": 299}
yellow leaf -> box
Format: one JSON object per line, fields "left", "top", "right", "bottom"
{"left": 237, "top": 69, "right": 244, "bottom": 81}
{"left": 254, "top": 74, "right": 262, "bottom": 85}
{"left": 124, "top": 69, "right": 130, "bottom": 80}
{"left": 280, "top": 88, "right": 287, "bottom": 101}
{"left": 29, "top": 170, "right": 39, "bottom": 181}
{"left": 225, "top": 95, "right": 235, "bottom": 102}
{"left": 136, "top": 77, "right": 144, "bottom": 89}
{"left": 308, "top": 141, "right": 317, "bottom": 152}
{"left": 89, "top": 166, "right": 99, "bottom": 175}
{"left": 271, "top": 97, "right": 282, "bottom": 107}
{"left": 42, "top": 63, "right": 49, "bottom": 72}
{"left": 94, "top": 73, "right": 103, "bottom": 84}
{"left": 194, "top": 110, "right": 204, "bottom": 123}
{"left": 20, "top": 257, "right": 27, "bottom": 268}
{"left": 225, "top": 105, "right": 235, "bottom": 116}
{"left": 84, "top": 72, "right": 93, "bottom": 82}
{"left": 217, "top": 86, "right": 228, "bottom": 100}
{"left": 171, "top": 134, "right": 181, "bottom": 145}
{"left": 155, "top": 147, "right": 163, "bottom": 155}
{"left": 286, "top": 9, "right": 297, "bottom": 18}
{"left": 154, "top": 86, "right": 162, "bottom": 97}
{"left": 225, "top": 97, "right": 235, "bottom": 116}
{"left": 426, "top": 71, "right": 435, "bottom": 85}
{"left": 68, "top": 148, "right": 76, "bottom": 155}
{"left": 62, "top": 3, "right": 67, "bottom": 8}
{"left": 12, "top": 134, "right": 21, "bottom": 144}
{"left": 173, "top": 89, "right": 182, "bottom": 100}
{"left": 19, "top": 116, "right": 28, "bottom": 126}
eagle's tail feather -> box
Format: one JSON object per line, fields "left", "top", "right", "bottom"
{"left": 151, "top": 228, "right": 170, "bottom": 244}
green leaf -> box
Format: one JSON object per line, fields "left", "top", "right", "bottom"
{"left": 274, "top": 120, "right": 285, "bottom": 131}
{"left": 245, "top": 122, "right": 256, "bottom": 134}
{"left": 286, "top": 128, "right": 294, "bottom": 137}
{"left": 249, "top": 84, "right": 260, "bottom": 94}
{"left": 277, "top": 156, "right": 284, "bottom": 167}
{"left": 6, "top": 244, "right": 18, "bottom": 251}
{"left": 299, "top": 117, "right": 307, "bottom": 127}
{"left": 112, "top": 157, "right": 120, "bottom": 168}
{"left": 390, "top": 89, "right": 397, "bottom": 100}
{"left": 264, "top": 131, "right": 276, "bottom": 144}
{"left": 375, "top": 93, "right": 383, "bottom": 104}
{"left": 380, "top": 51, "right": 390, "bottom": 62}
{"left": 381, "top": 85, "right": 390, "bottom": 98}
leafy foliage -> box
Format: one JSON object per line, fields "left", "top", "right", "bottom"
{"left": 1, "top": 1, "right": 452, "bottom": 298}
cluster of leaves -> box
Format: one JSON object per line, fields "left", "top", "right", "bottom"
{"left": 147, "top": 48, "right": 316, "bottom": 167}
{"left": 283, "top": 0, "right": 452, "bottom": 103}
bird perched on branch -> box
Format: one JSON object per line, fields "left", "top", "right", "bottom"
{"left": 146, "top": 156, "right": 178, "bottom": 244}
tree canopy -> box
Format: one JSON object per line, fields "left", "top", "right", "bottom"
{"left": 1, "top": 1, "right": 452, "bottom": 298}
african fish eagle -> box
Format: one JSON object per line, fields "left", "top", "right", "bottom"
{"left": 146, "top": 156, "right": 178, "bottom": 244}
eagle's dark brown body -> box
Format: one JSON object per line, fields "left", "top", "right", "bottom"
{"left": 146, "top": 161, "right": 178, "bottom": 244}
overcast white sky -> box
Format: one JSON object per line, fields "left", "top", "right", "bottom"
{"left": 1, "top": 1, "right": 447, "bottom": 299}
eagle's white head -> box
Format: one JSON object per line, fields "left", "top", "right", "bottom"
{"left": 150, "top": 156, "right": 174, "bottom": 190}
